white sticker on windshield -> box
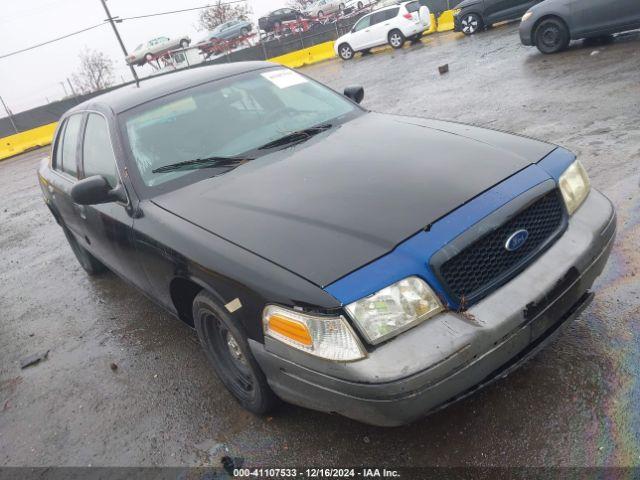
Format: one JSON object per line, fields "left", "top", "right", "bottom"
{"left": 261, "top": 69, "right": 308, "bottom": 89}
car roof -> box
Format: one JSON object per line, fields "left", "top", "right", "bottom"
{"left": 67, "top": 61, "right": 275, "bottom": 115}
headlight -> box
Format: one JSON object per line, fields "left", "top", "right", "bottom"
{"left": 263, "top": 305, "right": 366, "bottom": 361}
{"left": 559, "top": 160, "right": 590, "bottom": 215}
{"left": 521, "top": 11, "right": 533, "bottom": 22}
{"left": 345, "top": 277, "right": 444, "bottom": 345}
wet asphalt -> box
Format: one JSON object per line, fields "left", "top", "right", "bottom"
{"left": 1, "top": 23, "right": 639, "bottom": 468}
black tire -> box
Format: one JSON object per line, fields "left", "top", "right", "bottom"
{"left": 62, "top": 226, "right": 107, "bottom": 276}
{"left": 144, "top": 52, "right": 154, "bottom": 62}
{"left": 388, "top": 29, "right": 405, "bottom": 49}
{"left": 318, "top": 10, "right": 324, "bottom": 17}
{"left": 460, "top": 13, "right": 482, "bottom": 35}
{"left": 338, "top": 42, "right": 354, "bottom": 60}
{"left": 535, "top": 18, "right": 569, "bottom": 54}
{"left": 179, "top": 39, "right": 190, "bottom": 48}
{"left": 357, "top": 1, "right": 364, "bottom": 9}
{"left": 339, "top": 3, "right": 345, "bottom": 11}
{"left": 193, "top": 291, "right": 279, "bottom": 415}
{"left": 240, "top": 27, "right": 250, "bottom": 36}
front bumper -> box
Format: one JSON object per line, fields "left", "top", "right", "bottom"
{"left": 519, "top": 20, "right": 534, "bottom": 45}
{"left": 251, "top": 189, "right": 616, "bottom": 426}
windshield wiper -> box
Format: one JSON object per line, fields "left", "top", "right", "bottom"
{"left": 152, "top": 156, "right": 251, "bottom": 174}
{"left": 258, "top": 124, "right": 333, "bottom": 150}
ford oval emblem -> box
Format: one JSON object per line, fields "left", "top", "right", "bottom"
{"left": 505, "top": 229, "right": 529, "bottom": 252}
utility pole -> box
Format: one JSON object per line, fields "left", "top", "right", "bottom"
{"left": 0, "top": 95, "right": 19, "bottom": 134}
{"left": 67, "top": 78, "right": 78, "bottom": 97}
{"left": 99, "top": 0, "right": 139, "bottom": 85}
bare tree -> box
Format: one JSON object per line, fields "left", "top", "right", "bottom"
{"left": 198, "top": 0, "right": 251, "bottom": 31}
{"left": 71, "top": 49, "right": 115, "bottom": 95}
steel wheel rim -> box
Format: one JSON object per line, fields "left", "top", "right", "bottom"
{"left": 541, "top": 25, "right": 561, "bottom": 48}
{"left": 202, "top": 311, "right": 256, "bottom": 400}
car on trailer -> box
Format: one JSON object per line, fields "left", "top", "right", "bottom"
{"left": 38, "top": 62, "right": 615, "bottom": 426}
{"left": 126, "top": 35, "right": 192, "bottom": 66}
{"left": 258, "top": 8, "right": 304, "bottom": 32}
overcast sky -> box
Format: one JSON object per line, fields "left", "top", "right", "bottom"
{"left": 0, "top": 0, "right": 286, "bottom": 113}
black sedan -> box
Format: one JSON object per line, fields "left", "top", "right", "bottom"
{"left": 454, "top": 0, "right": 543, "bottom": 35}
{"left": 38, "top": 62, "right": 615, "bottom": 426}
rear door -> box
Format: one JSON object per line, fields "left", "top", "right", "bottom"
{"left": 78, "top": 112, "right": 148, "bottom": 289}
{"left": 48, "top": 114, "right": 85, "bottom": 237}
{"left": 485, "top": 0, "right": 532, "bottom": 24}
{"left": 572, "top": 0, "right": 634, "bottom": 36}
{"left": 371, "top": 7, "right": 400, "bottom": 45}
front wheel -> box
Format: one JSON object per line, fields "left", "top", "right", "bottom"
{"left": 62, "top": 226, "right": 107, "bottom": 276}
{"left": 338, "top": 43, "right": 354, "bottom": 60}
{"left": 460, "top": 13, "right": 482, "bottom": 35}
{"left": 240, "top": 27, "right": 250, "bottom": 36}
{"left": 388, "top": 29, "right": 405, "bottom": 49}
{"left": 535, "top": 18, "right": 569, "bottom": 54}
{"left": 193, "top": 291, "right": 279, "bottom": 415}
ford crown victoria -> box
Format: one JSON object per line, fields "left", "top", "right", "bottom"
{"left": 38, "top": 62, "right": 616, "bottom": 426}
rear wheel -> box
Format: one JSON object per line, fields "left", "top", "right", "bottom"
{"left": 460, "top": 13, "right": 482, "bottom": 35}
{"left": 339, "top": 3, "right": 345, "bottom": 12}
{"left": 318, "top": 10, "right": 324, "bottom": 17}
{"left": 357, "top": 1, "right": 364, "bottom": 9}
{"left": 144, "top": 52, "right": 154, "bottom": 62}
{"left": 179, "top": 39, "right": 189, "bottom": 48}
{"left": 193, "top": 291, "right": 279, "bottom": 415}
{"left": 62, "top": 226, "right": 107, "bottom": 276}
{"left": 535, "top": 18, "right": 569, "bottom": 54}
{"left": 240, "top": 27, "right": 250, "bottom": 36}
{"left": 338, "top": 42, "right": 354, "bottom": 60}
{"left": 388, "top": 29, "right": 405, "bottom": 49}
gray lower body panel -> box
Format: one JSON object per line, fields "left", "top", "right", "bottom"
{"left": 251, "top": 189, "right": 616, "bottom": 426}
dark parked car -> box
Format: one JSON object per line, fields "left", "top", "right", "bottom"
{"left": 454, "top": 0, "right": 542, "bottom": 35}
{"left": 258, "top": 8, "right": 303, "bottom": 32}
{"left": 520, "top": 0, "right": 640, "bottom": 53}
{"left": 38, "top": 62, "right": 615, "bottom": 426}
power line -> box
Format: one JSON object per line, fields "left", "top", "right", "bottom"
{"left": 119, "top": 0, "right": 249, "bottom": 21}
{"left": 0, "top": 23, "right": 106, "bottom": 60}
{"left": 0, "top": 0, "right": 249, "bottom": 60}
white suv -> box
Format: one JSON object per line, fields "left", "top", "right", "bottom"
{"left": 334, "top": 1, "right": 430, "bottom": 60}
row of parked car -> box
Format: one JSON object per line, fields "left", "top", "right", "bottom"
{"left": 334, "top": 0, "right": 640, "bottom": 60}
{"left": 457, "top": 0, "right": 640, "bottom": 53}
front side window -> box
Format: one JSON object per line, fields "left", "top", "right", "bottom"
{"left": 60, "top": 114, "right": 83, "bottom": 178}
{"left": 82, "top": 114, "right": 117, "bottom": 188}
{"left": 122, "top": 68, "right": 359, "bottom": 189}
{"left": 354, "top": 15, "right": 371, "bottom": 31}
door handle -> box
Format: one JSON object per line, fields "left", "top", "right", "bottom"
{"left": 74, "top": 204, "right": 87, "bottom": 220}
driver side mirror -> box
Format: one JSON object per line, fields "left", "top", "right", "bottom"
{"left": 71, "top": 175, "right": 127, "bottom": 205}
{"left": 343, "top": 86, "right": 365, "bottom": 104}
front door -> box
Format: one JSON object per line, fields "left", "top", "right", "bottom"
{"left": 78, "top": 113, "right": 149, "bottom": 291}
{"left": 349, "top": 14, "right": 374, "bottom": 50}
{"left": 47, "top": 114, "right": 85, "bottom": 238}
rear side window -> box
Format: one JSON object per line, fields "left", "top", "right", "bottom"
{"left": 371, "top": 11, "right": 387, "bottom": 24}
{"left": 60, "top": 114, "right": 83, "bottom": 178}
{"left": 82, "top": 114, "right": 118, "bottom": 188}
{"left": 405, "top": 1, "right": 420, "bottom": 13}
{"left": 386, "top": 7, "right": 400, "bottom": 18}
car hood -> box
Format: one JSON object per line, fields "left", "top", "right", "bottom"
{"left": 152, "top": 112, "right": 555, "bottom": 289}
{"left": 455, "top": 0, "right": 483, "bottom": 9}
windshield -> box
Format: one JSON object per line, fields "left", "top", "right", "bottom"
{"left": 122, "top": 68, "right": 359, "bottom": 189}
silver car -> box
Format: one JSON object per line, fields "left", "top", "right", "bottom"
{"left": 305, "top": 0, "right": 346, "bottom": 17}
{"left": 126, "top": 35, "right": 192, "bottom": 66}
